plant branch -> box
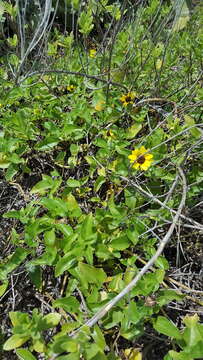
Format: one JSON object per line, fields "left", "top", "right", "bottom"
{"left": 70, "top": 167, "right": 187, "bottom": 335}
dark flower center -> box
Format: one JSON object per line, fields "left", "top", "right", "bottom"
{"left": 137, "top": 155, "right": 145, "bottom": 164}
{"left": 125, "top": 96, "right": 132, "bottom": 102}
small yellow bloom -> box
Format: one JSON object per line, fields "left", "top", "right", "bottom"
{"left": 94, "top": 100, "right": 105, "bottom": 111}
{"left": 67, "top": 85, "right": 75, "bottom": 92}
{"left": 120, "top": 92, "right": 136, "bottom": 106}
{"left": 124, "top": 348, "right": 142, "bottom": 360}
{"left": 89, "top": 49, "right": 97, "bottom": 58}
{"left": 128, "top": 146, "right": 153, "bottom": 171}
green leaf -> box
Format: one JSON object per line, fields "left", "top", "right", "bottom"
{"left": 126, "top": 123, "right": 142, "bottom": 139}
{"left": 29, "top": 247, "right": 57, "bottom": 266}
{"left": 184, "top": 115, "right": 202, "bottom": 138}
{"left": 57, "top": 354, "right": 80, "bottom": 360}
{"left": 62, "top": 124, "right": 84, "bottom": 137}
{"left": 153, "top": 316, "right": 182, "bottom": 339}
{"left": 0, "top": 248, "right": 28, "bottom": 280}
{"left": 32, "top": 339, "right": 45, "bottom": 353}
{"left": 126, "top": 227, "right": 139, "bottom": 245}
{"left": 72, "top": 262, "right": 107, "bottom": 289}
{"left": 35, "top": 136, "right": 59, "bottom": 151}
{"left": 31, "top": 175, "right": 61, "bottom": 194}
{"left": 168, "top": 350, "right": 192, "bottom": 360}
{"left": 94, "top": 176, "right": 106, "bottom": 193}
{"left": 5, "top": 163, "right": 18, "bottom": 181}
{"left": 53, "top": 296, "right": 80, "bottom": 313}
{"left": 3, "top": 335, "right": 30, "bottom": 351}
{"left": 55, "top": 254, "right": 77, "bottom": 277}
{"left": 9, "top": 311, "right": 30, "bottom": 327}
{"left": 85, "top": 343, "right": 100, "bottom": 360}
{"left": 65, "top": 193, "right": 82, "bottom": 218}
{"left": 44, "top": 229, "right": 56, "bottom": 247}
{"left": 111, "top": 235, "right": 130, "bottom": 250}
{"left": 0, "top": 152, "right": 10, "bottom": 168}
{"left": 92, "top": 325, "right": 106, "bottom": 351}
{"left": 157, "top": 289, "right": 185, "bottom": 306}
{"left": 80, "top": 213, "right": 94, "bottom": 241}
{"left": 188, "top": 340, "right": 203, "bottom": 358}
{"left": 182, "top": 314, "right": 202, "bottom": 348}
{"left": 16, "top": 348, "right": 37, "bottom": 360}
{"left": 28, "top": 265, "right": 42, "bottom": 290}
{"left": 41, "top": 313, "right": 61, "bottom": 329}
{"left": 66, "top": 178, "right": 81, "bottom": 187}
{"left": 0, "top": 281, "right": 8, "bottom": 296}
{"left": 52, "top": 336, "right": 79, "bottom": 354}
{"left": 78, "top": 9, "right": 94, "bottom": 35}
{"left": 55, "top": 223, "right": 73, "bottom": 238}
{"left": 40, "top": 198, "right": 69, "bottom": 217}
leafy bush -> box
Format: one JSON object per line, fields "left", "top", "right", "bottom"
{"left": 0, "top": 1, "right": 203, "bottom": 359}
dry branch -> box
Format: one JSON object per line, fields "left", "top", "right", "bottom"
{"left": 70, "top": 167, "right": 187, "bottom": 335}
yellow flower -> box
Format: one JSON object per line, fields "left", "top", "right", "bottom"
{"left": 94, "top": 100, "right": 105, "bottom": 111}
{"left": 67, "top": 85, "right": 75, "bottom": 92}
{"left": 128, "top": 146, "right": 153, "bottom": 171}
{"left": 120, "top": 92, "right": 136, "bottom": 106}
{"left": 89, "top": 49, "right": 96, "bottom": 58}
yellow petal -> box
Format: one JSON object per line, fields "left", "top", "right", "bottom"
{"left": 132, "top": 149, "right": 139, "bottom": 156}
{"left": 145, "top": 154, "right": 153, "bottom": 160}
{"left": 141, "top": 161, "right": 151, "bottom": 170}
{"left": 140, "top": 145, "right": 147, "bottom": 153}
{"left": 128, "top": 154, "right": 137, "bottom": 161}
{"left": 132, "top": 162, "right": 140, "bottom": 169}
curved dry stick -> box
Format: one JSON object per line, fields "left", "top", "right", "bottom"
{"left": 16, "top": 0, "right": 53, "bottom": 79}
{"left": 70, "top": 167, "right": 187, "bottom": 335}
